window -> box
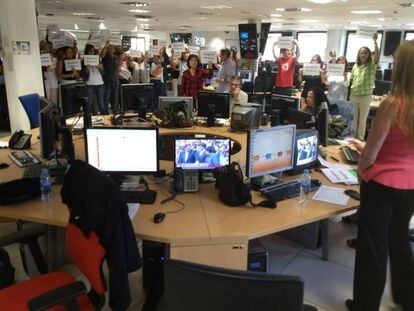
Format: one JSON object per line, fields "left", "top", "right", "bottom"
{"left": 131, "top": 37, "right": 146, "bottom": 52}
{"left": 297, "top": 32, "right": 327, "bottom": 63}
{"left": 405, "top": 31, "right": 414, "bottom": 41}
{"left": 262, "top": 33, "right": 282, "bottom": 61}
{"left": 345, "top": 32, "right": 383, "bottom": 62}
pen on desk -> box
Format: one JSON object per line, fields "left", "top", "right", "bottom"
{"left": 331, "top": 156, "right": 339, "bottom": 162}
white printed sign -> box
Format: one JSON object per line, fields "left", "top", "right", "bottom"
{"left": 303, "top": 63, "right": 321, "bottom": 76}
{"left": 327, "top": 63, "right": 345, "bottom": 79}
{"left": 188, "top": 45, "right": 200, "bottom": 55}
{"left": 88, "top": 37, "right": 102, "bottom": 49}
{"left": 64, "top": 59, "right": 81, "bottom": 71}
{"left": 83, "top": 55, "right": 99, "bottom": 66}
{"left": 109, "top": 34, "right": 122, "bottom": 46}
{"left": 148, "top": 45, "right": 160, "bottom": 56}
{"left": 172, "top": 42, "right": 186, "bottom": 53}
{"left": 64, "top": 33, "right": 75, "bottom": 48}
{"left": 158, "top": 40, "right": 168, "bottom": 47}
{"left": 119, "top": 68, "right": 131, "bottom": 80}
{"left": 200, "top": 50, "right": 217, "bottom": 64}
{"left": 129, "top": 49, "right": 142, "bottom": 58}
{"left": 356, "top": 26, "right": 377, "bottom": 39}
{"left": 277, "top": 36, "right": 293, "bottom": 49}
{"left": 40, "top": 53, "right": 53, "bottom": 66}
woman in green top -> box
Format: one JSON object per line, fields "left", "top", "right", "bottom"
{"left": 350, "top": 33, "right": 380, "bottom": 140}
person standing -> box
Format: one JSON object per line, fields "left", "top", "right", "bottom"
{"left": 346, "top": 40, "right": 414, "bottom": 311}
{"left": 100, "top": 41, "right": 120, "bottom": 113}
{"left": 272, "top": 39, "right": 300, "bottom": 96}
{"left": 350, "top": 33, "right": 380, "bottom": 140}
{"left": 215, "top": 48, "right": 236, "bottom": 93}
{"left": 180, "top": 54, "right": 206, "bottom": 102}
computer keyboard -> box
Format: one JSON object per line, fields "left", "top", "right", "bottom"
{"left": 260, "top": 179, "right": 320, "bottom": 203}
{"left": 121, "top": 189, "right": 157, "bottom": 204}
{"left": 341, "top": 146, "right": 359, "bottom": 164}
{"left": 8, "top": 150, "right": 39, "bottom": 167}
{"left": 23, "top": 163, "right": 43, "bottom": 178}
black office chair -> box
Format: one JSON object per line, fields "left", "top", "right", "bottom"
{"left": 157, "top": 259, "right": 317, "bottom": 311}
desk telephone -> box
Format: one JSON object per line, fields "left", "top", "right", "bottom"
{"left": 9, "top": 130, "right": 32, "bottom": 149}
{"left": 174, "top": 168, "right": 199, "bottom": 193}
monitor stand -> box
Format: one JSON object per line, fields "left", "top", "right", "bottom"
{"left": 250, "top": 174, "right": 280, "bottom": 190}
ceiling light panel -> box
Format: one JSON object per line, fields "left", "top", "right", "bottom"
{"left": 351, "top": 10, "right": 382, "bottom": 14}
{"left": 200, "top": 5, "right": 232, "bottom": 10}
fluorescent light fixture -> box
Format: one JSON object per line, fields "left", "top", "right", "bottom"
{"left": 132, "top": 26, "right": 138, "bottom": 32}
{"left": 350, "top": 21, "right": 369, "bottom": 25}
{"left": 276, "top": 7, "right": 311, "bottom": 12}
{"left": 189, "top": 16, "right": 207, "bottom": 20}
{"left": 74, "top": 24, "right": 79, "bottom": 30}
{"left": 378, "top": 17, "right": 386, "bottom": 21}
{"left": 298, "top": 19, "right": 319, "bottom": 23}
{"left": 136, "top": 18, "right": 149, "bottom": 21}
{"left": 308, "top": 0, "right": 332, "bottom": 3}
{"left": 99, "top": 22, "right": 106, "bottom": 30}
{"left": 351, "top": 10, "right": 382, "bottom": 14}
{"left": 73, "top": 12, "right": 94, "bottom": 16}
{"left": 271, "top": 13, "right": 282, "bottom": 17}
{"left": 200, "top": 5, "right": 232, "bottom": 10}
{"left": 129, "top": 9, "right": 150, "bottom": 13}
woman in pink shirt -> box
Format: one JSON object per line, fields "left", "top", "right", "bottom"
{"left": 346, "top": 40, "right": 414, "bottom": 311}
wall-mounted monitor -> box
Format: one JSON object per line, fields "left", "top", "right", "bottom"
{"left": 238, "top": 23, "right": 258, "bottom": 59}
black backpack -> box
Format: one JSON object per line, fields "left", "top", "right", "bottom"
{"left": 0, "top": 248, "right": 15, "bottom": 289}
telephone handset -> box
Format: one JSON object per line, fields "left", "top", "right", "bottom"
{"left": 173, "top": 168, "right": 199, "bottom": 193}
{"left": 9, "top": 130, "right": 32, "bottom": 150}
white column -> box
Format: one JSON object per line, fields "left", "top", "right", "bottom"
{"left": 0, "top": 0, "right": 44, "bottom": 132}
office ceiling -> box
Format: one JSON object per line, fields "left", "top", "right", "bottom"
{"left": 35, "top": 0, "right": 414, "bottom": 33}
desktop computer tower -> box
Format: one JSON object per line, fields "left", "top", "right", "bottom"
{"left": 248, "top": 239, "right": 268, "bottom": 272}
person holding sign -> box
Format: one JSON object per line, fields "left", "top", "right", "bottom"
{"left": 170, "top": 49, "right": 189, "bottom": 96}
{"left": 272, "top": 38, "right": 300, "bottom": 96}
{"left": 180, "top": 54, "right": 206, "bottom": 101}
{"left": 100, "top": 41, "right": 120, "bottom": 113}
{"left": 346, "top": 40, "right": 414, "bottom": 311}
{"left": 41, "top": 41, "right": 58, "bottom": 104}
{"left": 150, "top": 54, "right": 167, "bottom": 102}
{"left": 81, "top": 44, "right": 105, "bottom": 114}
{"left": 350, "top": 33, "right": 380, "bottom": 140}
{"left": 298, "top": 54, "right": 326, "bottom": 109}
{"left": 56, "top": 47, "right": 79, "bottom": 81}
{"left": 130, "top": 54, "right": 149, "bottom": 84}
{"left": 216, "top": 48, "right": 236, "bottom": 93}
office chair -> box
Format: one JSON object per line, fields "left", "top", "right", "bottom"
{"left": 157, "top": 259, "right": 317, "bottom": 311}
{"left": 18, "top": 93, "right": 40, "bottom": 128}
{"left": 0, "top": 222, "right": 106, "bottom": 310}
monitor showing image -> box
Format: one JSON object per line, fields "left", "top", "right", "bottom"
{"left": 174, "top": 138, "right": 231, "bottom": 170}
{"left": 296, "top": 134, "right": 318, "bottom": 166}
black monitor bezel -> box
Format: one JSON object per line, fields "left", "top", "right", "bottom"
{"left": 39, "top": 97, "right": 60, "bottom": 159}
{"left": 270, "top": 94, "right": 300, "bottom": 111}
{"left": 85, "top": 126, "right": 159, "bottom": 175}
{"left": 58, "top": 81, "right": 87, "bottom": 117}
{"left": 290, "top": 129, "right": 319, "bottom": 174}
{"left": 120, "top": 83, "right": 154, "bottom": 113}
{"left": 197, "top": 91, "right": 231, "bottom": 120}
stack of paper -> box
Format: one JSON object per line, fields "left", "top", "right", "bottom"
{"left": 313, "top": 186, "right": 350, "bottom": 206}
{"left": 321, "top": 168, "right": 359, "bottom": 185}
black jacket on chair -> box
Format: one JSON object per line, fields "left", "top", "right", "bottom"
{"left": 61, "top": 160, "right": 141, "bottom": 311}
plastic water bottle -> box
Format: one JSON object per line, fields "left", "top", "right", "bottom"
{"left": 40, "top": 168, "right": 52, "bottom": 202}
{"left": 299, "top": 169, "right": 311, "bottom": 204}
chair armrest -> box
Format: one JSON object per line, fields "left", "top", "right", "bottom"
{"left": 27, "top": 281, "right": 87, "bottom": 311}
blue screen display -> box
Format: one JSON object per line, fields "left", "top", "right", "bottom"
{"left": 240, "top": 32, "right": 248, "bottom": 39}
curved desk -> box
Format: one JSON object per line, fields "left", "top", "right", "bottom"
{"left": 0, "top": 126, "right": 358, "bottom": 270}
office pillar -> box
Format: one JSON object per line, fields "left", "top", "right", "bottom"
{"left": 0, "top": 0, "right": 44, "bottom": 132}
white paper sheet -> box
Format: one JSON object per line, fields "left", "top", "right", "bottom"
{"left": 312, "top": 186, "right": 349, "bottom": 206}
{"left": 0, "top": 141, "right": 9, "bottom": 148}
{"left": 40, "top": 54, "right": 53, "bottom": 67}
{"left": 318, "top": 155, "right": 351, "bottom": 169}
{"left": 321, "top": 168, "right": 359, "bottom": 185}
{"left": 356, "top": 26, "right": 377, "bottom": 39}
{"left": 83, "top": 55, "right": 99, "bottom": 66}
{"left": 277, "top": 36, "right": 293, "bottom": 49}
{"left": 127, "top": 203, "right": 140, "bottom": 220}
{"left": 303, "top": 63, "right": 321, "bottom": 76}
{"left": 200, "top": 50, "right": 217, "bottom": 64}
{"left": 64, "top": 59, "right": 81, "bottom": 71}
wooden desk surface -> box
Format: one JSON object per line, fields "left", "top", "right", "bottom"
{"left": 0, "top": 126, "right": 358, "bottom": 248}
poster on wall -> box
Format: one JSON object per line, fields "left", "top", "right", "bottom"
{"left": 12, "top": 41, "right": 31, "bottom": 55}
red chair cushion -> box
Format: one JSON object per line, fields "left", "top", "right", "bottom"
{"left": 0, "top": 272, "right": 94, "bottom": 310}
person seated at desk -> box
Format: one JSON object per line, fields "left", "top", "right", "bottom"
{"left": 227, "top": 75, "right": 248, "bottom": 113}
{"left": 301, "top": 87, "right": 330, "bottom": 117}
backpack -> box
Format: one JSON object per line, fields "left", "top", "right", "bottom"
{"left": 0, "top": 248, "right": 15, "bottom": 289}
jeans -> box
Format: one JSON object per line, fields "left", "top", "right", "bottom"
{"left": 86, "top": 84, "right": 105, "bottom": 115}
{"left": 104, "top": 81, "right": 119, "bottom": 113}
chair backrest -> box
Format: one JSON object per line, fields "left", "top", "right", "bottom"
{"left": 66, "top": 223, "right": 106, "bottom": 298}
{"left": 18, "top": 93, "right": 40, "bottom": 128}
{"left": 160, "top": 259, "right": 305, "bottom": 311}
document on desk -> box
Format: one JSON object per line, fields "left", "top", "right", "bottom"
{"left": 127, "top": 203, "right": 140, "bottom": 220}
{"left": 0, "top": 140, "right": 8, "bottom": 148}
{"left": 321, "top": 168, "right": 359, "bottom": 185}
{"left": 318, "top": 155, "right": 350, "bottom": 169}
{"left": 313, "top": 186, "right": 349, "bottom": 206}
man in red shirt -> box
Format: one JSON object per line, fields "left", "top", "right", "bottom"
{"left": 273, "top": 39, "right": 300, "bottom": 96}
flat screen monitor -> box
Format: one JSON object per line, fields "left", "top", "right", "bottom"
{"left": 39, "top": 97, "right": 60, "bottom": 159}
{"left": 158, "top": 96, "right": 193, "bottom": 121}
{"left": 383, "top": 69, "right": 392, "bottom": 81}
{"left": 284, "top": 108, "right": 313, "bottom": 129}
{"left": 290, "top": 129, "right": 319, "bottom": 174}
{"left": 246, "top": 125, "right": 296, "bottom": 178}
{"left": 174, "top": 138, "right": 231, "bottom": 170}
{"left": 197, "top": 91, "right": 231, "bottom": 126}
{"left": 120, "top": 83, "right": 154, "bottom": 116}
{"left": 373, "top": 80, "right": 391, "bottom": 96}
{"left": 271, "top": 95, "right": 300, "bottom": 111}
{"left": 85, "top": 127, "right": 159, "bottom": 174}
{"left": 59, "top": 81, "right": 88, "bottom": 116}
{"left": 237, "top": 69, "right": 254, "bottom": 84}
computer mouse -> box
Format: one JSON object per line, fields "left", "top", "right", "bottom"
{"left": 153, "top": 212, "right": 166, "bottom": 224}
{"left": 0, "top": 162, "right": 9, "bottom": 169}
{"left": 311, "top": 179, "right": 321, "bottom": 187}
{"left": 344, "top": 189, "right": 361, "bottom": 201}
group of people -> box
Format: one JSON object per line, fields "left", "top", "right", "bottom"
{"left": 176, "top": 140, "right": 229, "bottom": 167}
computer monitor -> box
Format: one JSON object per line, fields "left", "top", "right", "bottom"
{"left": 246, "top": 125, "right": 296, "bottom": 185}
{"left": 59, "top": 81, "right": 88, "bottom": 117}
{"left": 270, "top": 95, "right": 300, "bottom": 112}
{"left": 158, "top": 96, "right": 193, "bottom": 121}
{"left": 288, "top": 129, "right": 319, "bottom": 175}
{"left": 197, "top": 91, "right": 231, "bottom": 126}
{"left": 85, "top": 127, "right": 159, "bottom": 174}
{"left": 373, "top": 80, "right": 391, "bottom": 96}
{"left": 383, "top": 69, "right": 392, "bottom": 81}
{"left": 174, "top": 138, "right": 231, "bottom": 170}
{"left": 316, "top": 103, "right": 329, "bottom": 147}
{"left": 120, "top": 83, "right": 154, "bottom": 118}
{"left": 237, "top": 69, "right": 254, "bottom": 84}
{"left": 231, "top": 104, "right": 262, "bottom": 131}
{"left": 283, "top": 108, "right": 313, "bottom": 129}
